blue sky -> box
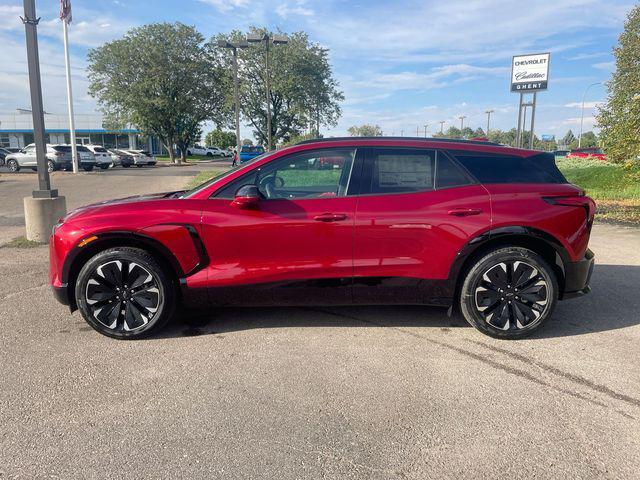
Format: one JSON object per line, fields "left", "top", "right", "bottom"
{"left": 0, "top": 0, "right": 634, "bottom": 140}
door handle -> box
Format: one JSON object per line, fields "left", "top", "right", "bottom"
{"left": 448, "top": 208, "right": 483, "bottom": 217}
{"left": 314, "top": 213, "right": 348, "bottom": 222}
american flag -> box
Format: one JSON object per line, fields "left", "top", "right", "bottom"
{"left": 60, "top": 0, "right": 72, "bottom": 23}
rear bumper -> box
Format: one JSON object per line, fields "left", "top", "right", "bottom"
{"left": 562, "top": 249, "right": 595, "bottom": 300}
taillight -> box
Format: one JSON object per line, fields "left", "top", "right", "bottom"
{"left": 543, "top": 194, "right": 596, "bottom": 229}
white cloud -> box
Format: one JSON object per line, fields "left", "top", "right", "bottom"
{"left": 276, "top": 1, "right": 314, "bottom": 18}
{"left": 593, "top": 61, "right": 615, "bottom": 71}
{"left": 565, "top": 101, "right": 605, "bottom": 109}
{"left": 198, "top": 0, "right": 251, "bottom": 12}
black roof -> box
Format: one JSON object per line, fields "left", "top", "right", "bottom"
{"left": 295, "top": 136, "right": 503, "bottom": 147}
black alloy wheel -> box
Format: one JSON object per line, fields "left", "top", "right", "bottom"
{"left": 460, "top": 247, "right": 558, "bottom": 339}
{"left": 76, "top": 247, "right": 174, "bottom": 339}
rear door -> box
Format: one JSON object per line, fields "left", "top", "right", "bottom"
{"left": 353, "top": 147, "right": 491, "bottom": 305}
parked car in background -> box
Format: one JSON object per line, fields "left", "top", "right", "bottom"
{"left": 108, "top": 149, "right": 131, "bottom": 167}
{"left": 86, "top": 145, "right": 113, "bottom": 169}
{"left": 51, "top": 137, "right": 595, "bottom": 340}
{"left": 567, "top": 147, "right": 607, "bottom": 161}
{"left": 552, "top": 149, "right": 570, "bottom": 157}
{"left": 239, "top": 145, "right": 265, "bottom": 163}
{"left": 0, "top": 146, "right": 12, "bottom": 166}
{"left": 124, "top": 149, "right": 157, "bottom": 167}
{"left": 4, "top": 144, "right": 95, "bottom": 172}
{"left": 186, "top": 145, "right": 226, "bottom": 157}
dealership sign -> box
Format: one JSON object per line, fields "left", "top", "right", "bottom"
{"left": 511, "top": 53, "right": 550, "bottom": 92}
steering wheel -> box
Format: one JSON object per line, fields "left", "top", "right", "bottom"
{"left": 259, "top": 175, "right": 285, "bottom": 198}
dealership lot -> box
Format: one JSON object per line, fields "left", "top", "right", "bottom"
{"left": 1, "top": 167, "right": 639, "bottom": 478}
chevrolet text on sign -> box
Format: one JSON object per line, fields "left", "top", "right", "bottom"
{"left": 511, "top": 53, "right": 550, "bottom": 92}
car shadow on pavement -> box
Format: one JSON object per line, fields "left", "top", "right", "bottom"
{"left": 156, "top": 264, "right": 640, "bottom": 340}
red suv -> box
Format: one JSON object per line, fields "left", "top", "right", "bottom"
{"left": 50, "top": 138, "right": 595, "bottom": 340}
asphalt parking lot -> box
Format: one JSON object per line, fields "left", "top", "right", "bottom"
{"left": 1, "top": 166, "right": 639, "bottom": 479}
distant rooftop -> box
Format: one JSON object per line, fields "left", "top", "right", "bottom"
{"left": 0, "top": 111, "right": 138, "bottom": 133}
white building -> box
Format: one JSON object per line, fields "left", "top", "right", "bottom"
{"left": 0, "top": 110, "right": 165, "bottom": 153}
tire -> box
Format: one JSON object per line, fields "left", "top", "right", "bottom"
{"left": 83, "top": 165, "right": 94, "bottom": 172}
{"left": 122, "top": 163, "right": 130, "bottom": 168}
{"left": 47, "top": 160, "right": 55, "bottom": 172}
{"left": 206, "top": 152, "right": 213, "bottom": 157}
{"left": 75, "top": 247, "right": 175, "bottom": 339}
{"left": 459, "top": 247, "right": 558, "bottom": 339}
{"left": 6, "top": 159, "right": 19, "bottom": 172}
{"left": 136, "top": 164, "right": 142, "bottom": 168}
{"left": 100, "top": 164, "right": 109, "bottom": 170}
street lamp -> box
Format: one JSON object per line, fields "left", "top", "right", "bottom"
{"left": 485, "top": 109, "right": 494, "bottom": 135}
{"left": 217, "top": 39, "right": 248, "bottom": 165}
{"left": 578, "top": 82, "right": 602, "bottom": 148}
{"left": 439, "top": 120, "right": 445, "bottom": 134}
{"left": 423, "top": 124, "right": 428, "bottom": 138}
{"left": 246, "top": 33, "right": 288, "bottom": 151}
{"left": 459, "top": 115, "right": 467, "bottom": 134}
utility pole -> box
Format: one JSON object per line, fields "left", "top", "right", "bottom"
{"left": 423, "top": 124, "right": 428, "bottom": 138}
{"left": 439, "top": 121, "right": 445, "bottom": 134}
{"left": 400, "top": 129, "right": 404, "bottom": 137}
{"left": 60, "top": 3, "right": 78, "bottom": 173}
{"left": 21, "top": 0, "right": 66, "bottom": 242}
{"left": 247, "top": 33, "right": 288, "bottom": 151}
{"left": 459, "top": 115, "right": 467, "bottom": 134}
{"left": 416, "top": 125, "right": 419, "bottom": 136}
{"left": 579, "top": 82, "right": 601, "bottom": 148}
{"left": 485, "top": 109, "right": 494, "bottom": 135}
{"left": 218, "top": 39, "right": 248, "bottom": 165}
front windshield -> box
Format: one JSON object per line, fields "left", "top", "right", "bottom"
{"left": 181, "top": 152, "right": 271, "bottom": 198}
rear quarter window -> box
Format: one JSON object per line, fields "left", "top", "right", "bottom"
{"left": 451, "top": 151, "right": 567, "bottom": 184}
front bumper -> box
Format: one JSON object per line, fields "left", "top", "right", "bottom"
{"left": 562, "top": 249, "right": 595, "bottom": 299}
{"left": 52, "top": 283, "right": 70, "bottom": 306}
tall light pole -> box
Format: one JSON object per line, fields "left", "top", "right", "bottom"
{"left": 485, "top": 109, "right": 494, "bottom": 135}
{"left": 459, "top": 115, "right": 467, "bottom": 134}
{"left": 246, "top": 33, "right": 288, "bottom": 151}
{"left": 20, "top": 0, "right": 66, "bottom": 242}
{"left": 439, "top": 120, "right": 445, "bottom": 134}
{"left": 579, "top": 82, "right": 602, "bottom": 148}
{"left": 218, "top": 39, "right": 248, "bottom": 165}
{"left": 423, "top": 124, "right": 428, "bottom": 138}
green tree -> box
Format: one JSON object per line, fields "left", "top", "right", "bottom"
{"left": 88, "top": 23, "right": 228, "bottom": 164}
{"left": 347, "top": 124, "right": 383, "bottom": 136}
{"left": 209, "top": 28, "right": 343, "bottom": 148}
{"left": 598, "top": 5, "right": 640, "bottom": 164}
{"left": 578, "top": 131, "right": 599, "bottom": 148}
{"left": 205, "top": 129, "right": 236, "bottom": 148}
{"left": 562, "top": 130, "right": 576, "bottom": 147}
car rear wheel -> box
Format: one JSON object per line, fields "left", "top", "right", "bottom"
{"left": 83, "top": 165, "right": 94, "bottom": 172}
{"left": 122, "top": 163, "right": 130, "bottom": 168}
{"left": 75, "top": 247, "right": 175, "bottom": 339}
{"left": 100, "top": 164, "right": 109, "bottom": 170}
{"left": 6, "top": 159, "right": 19, "bottom": 172}
{"left": 47, "top": 160, "right": 55, "bottom": 172}
{"left": 459, "top": 247, "right": 558, "bottom": 339}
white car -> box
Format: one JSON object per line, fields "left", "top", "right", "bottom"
{"left": 123, "top": 149, "right": 157, "bottom": 167}
{"left": 86, "top": 145, "right": 113, "bottom": 169}
{"left": 186, "top": 144, "right": 226, "bottom": 157}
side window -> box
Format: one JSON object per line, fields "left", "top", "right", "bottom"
{"left": 369, "top": 148, "right": 435, "bottom": 194}
{"left": 214, "top": 148, "right": 356, "bottom": 200}
{"left": 436, "top": 152, "right": 473, "bottom": 189}
{"left": 452, "top": 152, "right": 567, "bottom": 184}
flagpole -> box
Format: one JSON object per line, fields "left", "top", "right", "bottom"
{"left": 62, "top": 17, "right": 78, "bottom": 173}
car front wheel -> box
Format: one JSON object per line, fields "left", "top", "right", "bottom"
{"left": 6, "top": 159, "right": 19, "bottom": 172}
{"left": 459, "top": 247, "right": 558, "bottom": 339}
{"left": 75, "top": 247, "right": 175, "bottom": 339}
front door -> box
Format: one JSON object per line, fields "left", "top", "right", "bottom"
{"left": 353, "top": 147, "right": 491, "bottom": 305}
{"left": 200, "top": 147, "right": 360, "bottom": 305}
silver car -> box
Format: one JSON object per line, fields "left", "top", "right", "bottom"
{"left": 86, "top": 145, "right": 113, "bottom": 169}
{"left": 4, "top": 144, "right": 96, "bottom": 173}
